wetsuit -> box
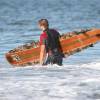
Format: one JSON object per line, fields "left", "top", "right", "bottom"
{"left": 40, "top": 29, "right": 63, "bottom": 66}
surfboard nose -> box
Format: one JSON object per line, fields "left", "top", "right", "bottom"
{"left": 5, "top": 53, "right": 14, "bottom": 64}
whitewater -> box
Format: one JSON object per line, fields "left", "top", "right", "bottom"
{"left": 0, "top": 61, "right": 100, "bottom": 100}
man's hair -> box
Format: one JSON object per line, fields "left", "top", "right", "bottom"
{"left": 38, "top": 19, "right": 49, "bottom": 28}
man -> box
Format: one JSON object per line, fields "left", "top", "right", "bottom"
{"left": 38, "top": 19, "right": 63, "bottom": 66}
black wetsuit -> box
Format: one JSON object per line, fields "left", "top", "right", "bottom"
{"left": 43, "top": 29, "right": 63, "bottom": 66}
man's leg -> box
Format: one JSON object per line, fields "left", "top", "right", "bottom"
{"left": 53, "top": 52, "right": 63, "bottom": 66}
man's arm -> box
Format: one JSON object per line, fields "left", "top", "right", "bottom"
{"left": 40, "top": 44, "right": 45, "bottom": 65}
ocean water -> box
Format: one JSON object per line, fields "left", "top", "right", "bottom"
{"left": 0, "top": 0, "right": 100, "bottom": 99}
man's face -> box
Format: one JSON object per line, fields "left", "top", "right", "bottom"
{"left": 38, "top": 25, "right": 44, "bottom": 31}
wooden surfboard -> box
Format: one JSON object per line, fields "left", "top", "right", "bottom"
{"left": 5, "top": 28, "right": 100, "bottom": 67}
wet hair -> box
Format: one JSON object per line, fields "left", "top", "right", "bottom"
{"left": 38, "top": 19, "right": 49, "bottom": 28}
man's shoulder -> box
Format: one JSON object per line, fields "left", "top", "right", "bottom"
{"left": 40, "top": 31, "right": 47, "bottom": 38}
{"left": 49, "top": 29, "right": 60, "bottom": 36}
{"left": 49, "top": 29, "right": 58, "bottom": 32}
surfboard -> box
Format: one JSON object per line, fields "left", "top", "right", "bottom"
{"left": 5, "top": 28, "right": 100, "bottom": 67}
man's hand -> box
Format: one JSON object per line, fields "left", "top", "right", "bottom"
{"left": 40, "top": 45, "right": 45, "bottom": 65}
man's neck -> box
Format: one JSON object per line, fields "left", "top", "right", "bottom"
{"left": 43, "top": 28, "right": 49, "bottom": 32}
